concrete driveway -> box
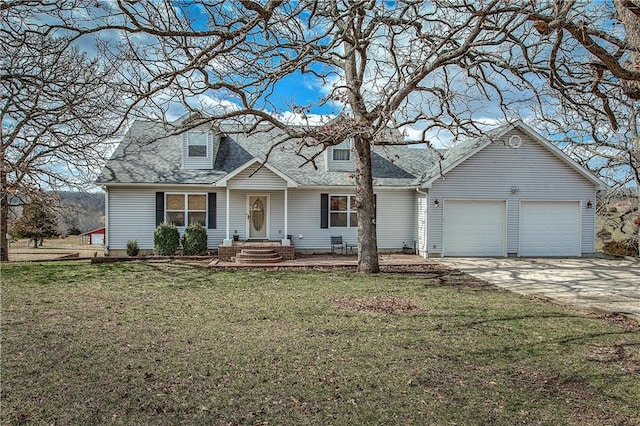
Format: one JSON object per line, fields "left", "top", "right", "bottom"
{"left": 436, "top": 257, "right": 640, "bottom": 321}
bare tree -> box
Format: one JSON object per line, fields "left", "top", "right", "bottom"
{"left": 0, "top": 29, "right": 124, "bottom": 261}
{"left": 524, "top": 0, "right": 640, "bottom": 254}
{"left": 92, "top": 1, "right": 557, "bottom": 273}
{"left": 0, "top": 0, "right": 276, "bottom": 262}
{"left": 7, "top": 1, "right": 637, "bottom": 267}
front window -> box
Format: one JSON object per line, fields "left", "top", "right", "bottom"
{"left": 187, "top": 132, "right": 207, "bottom": 158}
{"left": 330, "top": 195, "right": 357, "bottom": 227}
{"left": 332, "top": 140, "right": 352, "bottom": 161}
{"left": 166, "top": 194, "right": 206, "bottom": 226}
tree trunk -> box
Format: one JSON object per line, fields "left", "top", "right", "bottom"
{"left": 353, "top": 135, "right": 380, "bottom": 273}
{"left": 0, "top": 164, "right": 8, "bottom": 262}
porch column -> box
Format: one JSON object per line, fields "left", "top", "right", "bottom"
{"left": 283, "top": 188, "right": 289, "bottom": 240}
{"left": 223, "top": 187, "right": 232, "bottom": 246}
{"left": 283, "top": 188, "right": 289, "bottom": 245}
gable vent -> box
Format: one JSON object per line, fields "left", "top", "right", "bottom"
{"left": 508, "top": 135, "right": 523, "bottom": 148}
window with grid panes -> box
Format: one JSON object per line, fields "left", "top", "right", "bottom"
{"left": 330, "top": 195, "right": 357, "bottom": 227}
{"left": 166, "top": 194, "right": 206, "bottom": 226}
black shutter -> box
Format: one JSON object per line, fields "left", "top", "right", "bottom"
{"left": 155, "top": 192, "right": 164, "bottom": 226}
{"left": 207, "top": 192, "right": 217, "bottom": 229}
{"left": 374, "top": 194, "right": 377, "bottom": 218}
{"left": 320, "top": 193, "right": 329, "bottom": 228}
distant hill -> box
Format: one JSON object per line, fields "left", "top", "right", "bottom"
{"left": 56, "top": 191, "right": 105, "bottom": 235}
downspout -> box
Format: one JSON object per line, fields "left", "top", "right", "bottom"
{"left": 416, "top": 187, "right": 428, "bottom": 257}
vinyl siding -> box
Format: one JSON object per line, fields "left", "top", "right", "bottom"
{"left": 428, "top": 129, "right": 597, "bottom": 256}
{"left": 225, "top": 190, "right": 286, "bottom": 240}
{"left": 108, "top": 186, "right": 415, "bottom": 251}
{"left": 287, "top": 188, "right": 414, "bottom": 251}
{"left": 325, "top": 140, "right": 355, "bottom": 172}
{"left": 182, "top": 132, "right": 218, "bottom": 170}
{"left": 107, "top": 187, "right": 226, "bottom": 250}
{"left": 376, "top": 189, "right": 417, "bottom": 250}
{"left": 228, "top": 164, "right": 287, "bottom": 190}
{"left": 417, "top": 194, "right": 427, "bottom": 256}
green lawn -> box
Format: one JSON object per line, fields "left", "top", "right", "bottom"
{"left": 2, "top": 261, "right": 639, "bottom": 425}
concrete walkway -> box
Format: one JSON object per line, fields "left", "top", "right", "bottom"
{"left": 436, "top": 257, "right": 640, "bottom": 321}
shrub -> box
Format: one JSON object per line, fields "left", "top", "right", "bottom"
{"left": 154, "top": 222, "right": 180, "bottom": 255}
{"left": 126, "top": 239, "right": 140, "bottom": 257}
{"left": 609, "top": 206, "right": 618, "bottom": 213}
{"left": 183, "top": 223, "right": 208, "bottom": 255}
{"left": 602, "top": 239, "right": 638, "bottom": 257}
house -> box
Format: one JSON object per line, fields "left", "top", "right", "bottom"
{"left": 96, "top": 118, "right": 602, "bottom": 258}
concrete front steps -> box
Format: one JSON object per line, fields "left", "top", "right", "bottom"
{"left": 234, "top": 248, "right": 283, "bottom": 264}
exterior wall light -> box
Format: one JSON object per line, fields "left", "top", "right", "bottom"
{"left": 586, "top": 201, "right": 593, "bottom": 209}
{"left": 510, "top": 186, "right": 520, "bottom": 194}
{"left": 434, "top": 199, "right": 440, "bottom": 207}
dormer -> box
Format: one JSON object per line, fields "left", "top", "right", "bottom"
{"left": 182, "top": 129, "right": 220, "bottom": 170}
{"left": 326, "top": 138, "right": 355, "bottom": 172}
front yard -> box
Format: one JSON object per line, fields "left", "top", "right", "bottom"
{"left": 1, "top": 261, "right": 639, "bottom": 425}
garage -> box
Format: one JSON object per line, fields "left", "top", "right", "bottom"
{"left": 520, "top": 201, "right": 580, "bottom": 256}
{"left": 443, "top": 200, "right": 506, "bottom": 256}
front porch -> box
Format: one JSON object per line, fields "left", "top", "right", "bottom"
{"left": 218, "top": 240, "right": 296, "bottom": 262}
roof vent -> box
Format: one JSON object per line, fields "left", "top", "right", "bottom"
{"left": 508, "top": 135, "right": 523, "bottom": 148}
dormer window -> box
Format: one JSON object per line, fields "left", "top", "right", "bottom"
{"left": 187, "top": 132, "right": 208, "bottom": 158}
{"left": 332, "top": 140, "right": 352, "bottom": 161}
{"left": 182, "top": 129, "right": 218, "bottom": 170}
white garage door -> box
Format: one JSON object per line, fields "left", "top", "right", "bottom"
{"left": 520, "top": 201, "right": 580, "bottom": 256}
{"left": 443, "top": 200, "right": 506, "bottom": 256}
{"left": 91, "top": 234, "right": 104, "bottom": 245}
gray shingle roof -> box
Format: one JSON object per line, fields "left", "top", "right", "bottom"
{"left": 96, "top": 120, "right": 442, "bottom": 187}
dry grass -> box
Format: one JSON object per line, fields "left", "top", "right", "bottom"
{"left": 2, "top": 261, "right": 639, "bottom": 425}
{"left": 7, "top": 238, "right": 104, "bottom": 261}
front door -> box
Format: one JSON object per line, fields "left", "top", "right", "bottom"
{"left": 248, "top": 195, "right": 268, "bottom": 239}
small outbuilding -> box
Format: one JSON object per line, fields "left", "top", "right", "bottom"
{"left": 80, "top": 227, "right": 106, "bottom": 245}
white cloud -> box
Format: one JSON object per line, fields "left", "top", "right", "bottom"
{"left": 276, "top": 111, "right": 335, "bottom": 126}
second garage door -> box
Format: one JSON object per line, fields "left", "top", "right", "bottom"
{"left": 520, "top": 201, "right": 580, "bottom": 256}
{"left": 443, "top": 200, "right": 506, "bottom": 256}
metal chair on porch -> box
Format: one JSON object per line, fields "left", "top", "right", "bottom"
{"left": 331, "top": 236, "right": 357, "bottom": 255}
{"left": 331, "top": 236, "right": 345, "bottom": 255}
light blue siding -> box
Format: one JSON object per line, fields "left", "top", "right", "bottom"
{"left": 107, "top": 187, "right": 226, "bottom": 251}
{"left": 228, "top": 164, "right": 287, "bottom": 190}
{"left": 416, "top": 194, "right": 427, "bottom": 256}
{"left": 287, "top": 188, "right": 414, "bottom": 251}
{"left": 182, "top": 132, "right": 218, "bottom": 170}
{"left": 428, "top": 129, "right": 597, "bottom": 256}
{"left": 325, "top": 138, "right": 356, "bottom": 172}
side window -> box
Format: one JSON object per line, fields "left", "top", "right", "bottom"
{"left": 187, "top": 132, "right": 207, "bottom": 158}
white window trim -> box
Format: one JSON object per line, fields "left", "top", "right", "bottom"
{"left": 165, "top": 192, "right": 208, "bottom": 227}
{"left": 332, "top": 140, "right": 353, "bottom": 161}
{"left": 186, "top": 131, "right": 209, "bottom": 158}
{"left": 329, "top": 194, "right": 357, "bottom": 228}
